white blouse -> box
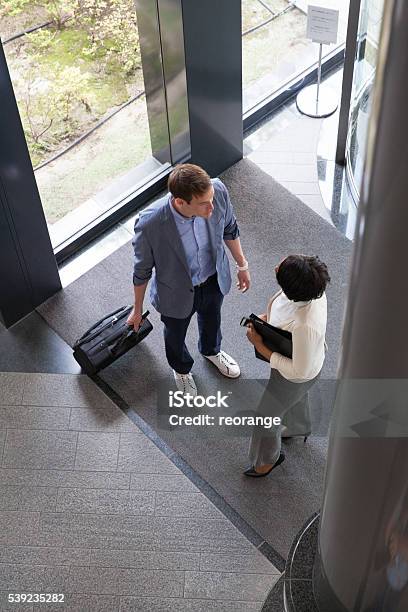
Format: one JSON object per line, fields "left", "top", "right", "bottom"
{"left": 267, "top": 290, "right": 327, "bottom": 382}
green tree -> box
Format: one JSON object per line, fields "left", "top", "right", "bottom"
{"left": 1, "top": 0, "right": 75, "bottom": 29}
{"left": 20, "top": 63, "right": 94, "bottom": 164}
{"left": 72, "top": 0, "right": 140, "bottom": 76}
{"left": 43, "top": 0, "right": 74, "bottom": 30}
{"left": 0, "top": 0, "right": 31, "bottom": 17}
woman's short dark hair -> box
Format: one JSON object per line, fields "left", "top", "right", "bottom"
{"left": 168, "top": 163, "right": 211, "bottom": 202}
{"left": 276, "top": 255, "right": 330, "bottom": 301}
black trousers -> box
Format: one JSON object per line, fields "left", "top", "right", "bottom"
{"left": 161, "top": 274, "right": 223, "bottom": 374}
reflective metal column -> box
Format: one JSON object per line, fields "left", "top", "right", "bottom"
{"left": 180, "top": 0, "right": 243, "bottom": 176}
{"left": 0, "top": 42, "right": 61, "bottom": 328}
{"left": 314, "top": 1, "right": 408, "bottom": 610}
{"left": 335, "top": 0, "right": 362, "bottom": 165}
{"left": 136, "top": 0, "right": 243, "bottom": 176}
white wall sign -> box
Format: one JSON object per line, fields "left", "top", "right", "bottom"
{"left": 306, "top": 5, "right": 339, "bottom": 45}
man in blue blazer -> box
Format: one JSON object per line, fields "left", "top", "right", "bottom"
{"left": 127, "top": 163, "right": 250, "bottom": 396}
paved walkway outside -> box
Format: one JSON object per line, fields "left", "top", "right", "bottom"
{"left": 0, "top": 372, "right": 280, "bottom": 611}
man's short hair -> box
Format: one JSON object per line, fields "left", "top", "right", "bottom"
{"left": 276, "top": 255, "right": 330, "bottom": 301}
{"left": 168, "top": 163, "right": 211, "bottom": 202}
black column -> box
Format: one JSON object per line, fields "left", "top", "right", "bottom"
{"left": 0, "top": 42, "right": 61, "bottom": 328}
{"left": 180, "top": 0, "right": 243, "bottom": 176}
{"left": 136, "top": 0, "right": 243, "bottom": 177}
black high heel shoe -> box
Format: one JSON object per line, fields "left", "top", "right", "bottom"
{"left": 243, "top": 452, "right": 285, "bottom": 477}
{"left": 282, "top": 430, "right": 311, "bottom": 444}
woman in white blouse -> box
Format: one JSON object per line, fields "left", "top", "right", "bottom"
{"left": 244, "top": 254, "right": 330, "bottom": 477}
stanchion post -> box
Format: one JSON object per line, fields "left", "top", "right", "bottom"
{"left": 316, "top": 43, "right": 323, "bottom": 106}
{"left": 296, "top": 6, "right": 339, "bottom": 118}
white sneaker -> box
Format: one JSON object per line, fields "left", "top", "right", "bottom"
{"left": 173, "top": 370, "right": 198, "bottom": 397}
{"left": 204, "top": 351, "right": 241, "bottom": 378}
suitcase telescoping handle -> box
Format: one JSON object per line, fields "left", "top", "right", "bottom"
{"left": 111, "top": 310, "right": 150, "bottom": 355}
{"left": 124, "top": 310, "right": 150, "bottom": 337}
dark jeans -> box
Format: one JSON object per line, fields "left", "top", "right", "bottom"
{"left": 161, "top": 274, "right": 223, "bottom": 374}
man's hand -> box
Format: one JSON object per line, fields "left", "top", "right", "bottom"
{"left": 258, "top": 313, "right": 267, "bottom": 322}
{"left": 236, "top": 269, "right": 251, "bottom": 293}
{"left": 127, "top": 306, "right": 143, "bottom": 331}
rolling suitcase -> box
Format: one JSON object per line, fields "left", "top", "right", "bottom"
{"left": 73, "top": 305, "right": 152, "bottom": 375}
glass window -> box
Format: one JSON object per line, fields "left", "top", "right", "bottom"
{"left": 0, "top": 0, "right": 170, "bottom": 249}
{"left": 242, "top": 0, "right": 350, "bottom": 113}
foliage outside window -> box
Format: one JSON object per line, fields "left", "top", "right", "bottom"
{"left": 1, "top": 0, "right": 142, "bottom": 168}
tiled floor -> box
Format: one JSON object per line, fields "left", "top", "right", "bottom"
{"left": 0, "top": 372, "right": 280, "bottom": 611}
{"left": 244, "top": 67, "right": 357, "bottom": 240}
{"left": 246, "top": 111, "right": 333, "bottom": 225}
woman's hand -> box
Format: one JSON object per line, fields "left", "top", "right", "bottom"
{"left": 246, "top": 323, "right": 262, "bottom": 346}
{"left": 246, "top": 322, "right": 273, "bottom": 361}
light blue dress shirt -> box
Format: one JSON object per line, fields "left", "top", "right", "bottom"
{"left": 169, "top": 198, "right": 216, "bottom": 286}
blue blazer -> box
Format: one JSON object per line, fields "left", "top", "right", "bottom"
{"left": 132, "top": 178, "right": 240, "bottom": 318}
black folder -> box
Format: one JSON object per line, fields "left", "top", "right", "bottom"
{"left": 247, "top": 313, "right": 293, "bottom": 363}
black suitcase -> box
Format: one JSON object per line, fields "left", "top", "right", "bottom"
{"left": 73, "top": 306, "right": 152, "bottom": 375}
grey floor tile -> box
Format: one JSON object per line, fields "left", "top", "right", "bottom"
{"left": 37, "top": 513, "right": 156, "bottom": 550}
{"left": 155, "top": 492, "right": 222, "bottom": 519}
{"left": 292, "top": 151, "right": 318, "bottom": 165}
{"left": 22, "top": 374, "right": 113, "bottom": 408}
{"left": 43, "top": 565, "right": 118, "bottom": 595}
{"left": 69, "top": 406, "right": 140, "bottom": 433}
{"left": 56, "top": 488, "right": 154, "bottom": 515}
{"left": 280, "top": 181, "right": 321, "bottom": 195}
{"left": 2, "top": 430, "right": 78, "bottom": 470}
{"left": 0, "top": 486, "right": 57, "bottom": 512}
{"left": 259, "top": 163, "right": 318, "bottom": 183}
{"left": 200, "top": 552, "right": 279, "bottom": 575}
{"left": 36, "top": 513, "right": 250, "bottom": 554}
{"left": 184, "top": 571, "right": 279, "bottom": 602}
{"left": 0, "top": 546, "right": 90, "bottom": 567}
{"left": 117, "top": 434, "right": 181, "bottom": 474}
{"left": 127, "top": 491, "right": 155, "bottom": 515}
{"left": 247, "top": 151, "right": 293, "bottom": 165}
{"left": 0, "top": 512, "right": 40, "bottom": 546}
{"left": 33, "top": 594, "right": 119, "bottom": 612}
{"left": 0, "top": 469, "right": 130, "bottom": 489}
{"left": 120, "top": 596, "right": 262, "bottom": 611}
{"left": 89, "top": 549, "right": 199, "bottom": 571}
{"left": 182, "top": 518, "right": 255, "bottom": 555}
{"left": 130, "top": 474, "right": 197, "bottom": 492}
{"left": 0, "top": 373, "right": 26, "bottom": 405}
{"left": 116, "top": 568, "right": 184, "bottom": 598}
{"left": 0, "top": 406, "right": 71, "bottom": 431}
{"left": 0, "top": 563, "right": 44, "bottom": 591}
{"left": 0, "top": 591, "right": 34, "bottom": 611}
{"left": 74, "top": 432, "right": 120, "bottom": 472}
